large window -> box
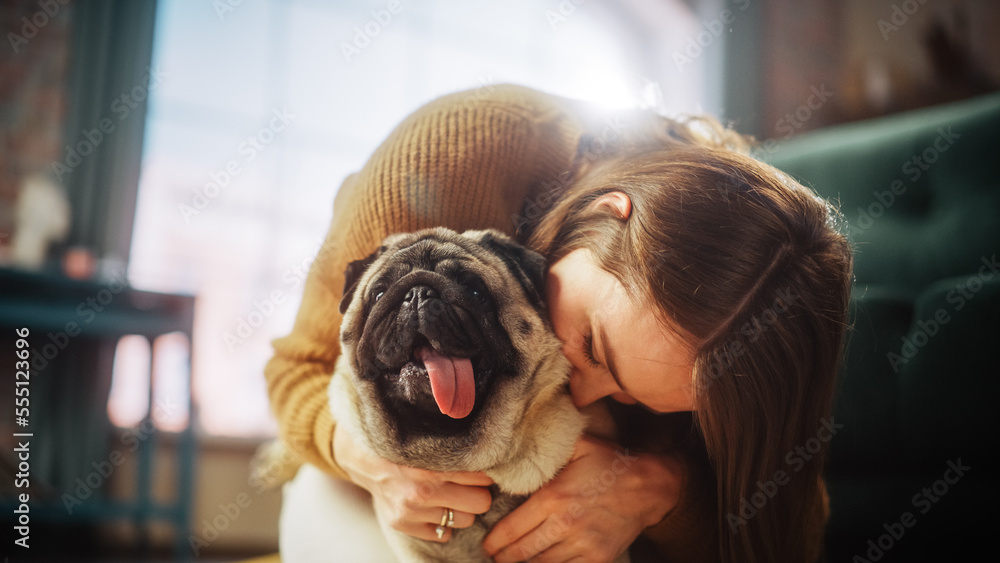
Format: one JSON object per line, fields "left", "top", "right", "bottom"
{"left": 120, "top": 0, "right": 708, "bottom": 436}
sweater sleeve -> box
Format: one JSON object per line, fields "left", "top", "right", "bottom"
{"left": 263, "top": 84, "right": 581, "bottom": 476}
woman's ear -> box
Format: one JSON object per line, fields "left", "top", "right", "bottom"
{"left": 590, "top": 191, "right": 632, "bottom": 220}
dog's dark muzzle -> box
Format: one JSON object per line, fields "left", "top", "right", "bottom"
{"left": 364, "top": 270, "right": 486, "bottom": 370}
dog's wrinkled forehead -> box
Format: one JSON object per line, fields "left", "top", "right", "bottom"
{"left": 340, "top": 228, "right": 546, "bottom": 315}
{"left": 383, "top": 234, "right": 471, "bottom": 269}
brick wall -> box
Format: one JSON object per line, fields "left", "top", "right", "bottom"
{"left": 760, "top": 0, "right": 843, "bottom": 140}
{"left": 758, "top": 0, "right": 999, "bottom": 140}
{"left": 0, "top": 0, "right": 73, "bottom": 256}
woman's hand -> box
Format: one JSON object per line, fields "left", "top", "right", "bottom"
{"left": 333, "top": 422, "right": 494, "bottom": 542}
{"left": 483, "top": 434, "right": 683, "bottom": 563}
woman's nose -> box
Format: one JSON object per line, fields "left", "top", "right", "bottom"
{"left": 568, "top": 366, "right": 619, "bottom": 409}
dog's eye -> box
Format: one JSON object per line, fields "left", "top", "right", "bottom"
{"left": 456, "top": 272, "right": 490, "bottom": 305}
{"left": 466, "top": 279, "right": 489, "bottom": 303}
{"left": 374, "top": 291, "right": 384, "bottom": 302}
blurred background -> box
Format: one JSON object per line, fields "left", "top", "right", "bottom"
{"left": 1, "top": 0, "right": 998, "bottom": 561}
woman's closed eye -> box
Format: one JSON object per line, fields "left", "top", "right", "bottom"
{"left": 582, "top": 332, "right": 601, "bottom": 368}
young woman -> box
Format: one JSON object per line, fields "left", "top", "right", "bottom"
{"left": 266, "top": 84, "right": 852, "bottom": 563}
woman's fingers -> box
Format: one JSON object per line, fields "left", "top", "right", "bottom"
{"left": 398, "top": 465, "right": 492, "bottom": 487}
{"left": 485, "top": 435, "right": 680, "bottom": 563}
{"left": 392, "top": 466, "right": 493, "bottom": 515}
{"left": 411, "top": 505, "right": 478, "bottom": 530}
{"left": 489, "top": 513, "right": 582, "bottom": 563}
{"left": 392, "top": 520, "right": 454, "bottom": 543}
{"left": 501, "top": 529, "right": 618, "bottom": 563}
{"left": 334, "top": 422, "right": 495, "bottom": 541}
{"left": 504, "top": 538, "right": 573, "bottom": 563}
{"left": 437, "top": 470, "right": 494, "bottom": 487}
{"left": 393, "top": 506, "right": 478, "bottom": 543}
{"left": 372, "top": 466, "right": 492, "bottom": 540}
{"left": 422, "top": 480, "right": 493, "bottom": 516}
{"left": 482, "top": 494, "right": 551, "bottom": 559}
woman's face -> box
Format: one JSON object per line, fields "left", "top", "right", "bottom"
{"left": 546, "top": 248, "right": 697, "bottom": 413}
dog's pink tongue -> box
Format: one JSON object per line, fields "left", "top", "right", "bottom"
{"left": 416, "top": 346, "right": 475, "bottom": 419}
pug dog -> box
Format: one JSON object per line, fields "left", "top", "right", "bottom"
{"left": 329, "top": 227, "right": 590, "bottom": 563}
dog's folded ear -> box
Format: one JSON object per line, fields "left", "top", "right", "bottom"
{"left": 340, "top": 246, "right": 385, "bottom": 314}
{"left": 476, "top": 231, "right": 548, "bottom": 309}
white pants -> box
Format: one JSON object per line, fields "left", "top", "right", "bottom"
{"left": 279, "top": 464, "right": 398, "bottom": 563}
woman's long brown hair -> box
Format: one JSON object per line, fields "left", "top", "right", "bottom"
{"left": 527, "top": 114, "right": 853, "bottom": 562}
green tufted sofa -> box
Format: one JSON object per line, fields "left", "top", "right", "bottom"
{"left": 765, "top": 93, "right": 1000, "bottom": 562}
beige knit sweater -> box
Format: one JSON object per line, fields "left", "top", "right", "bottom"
{"left": 265, "top": 84, "right": 722, "bottom": 561}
